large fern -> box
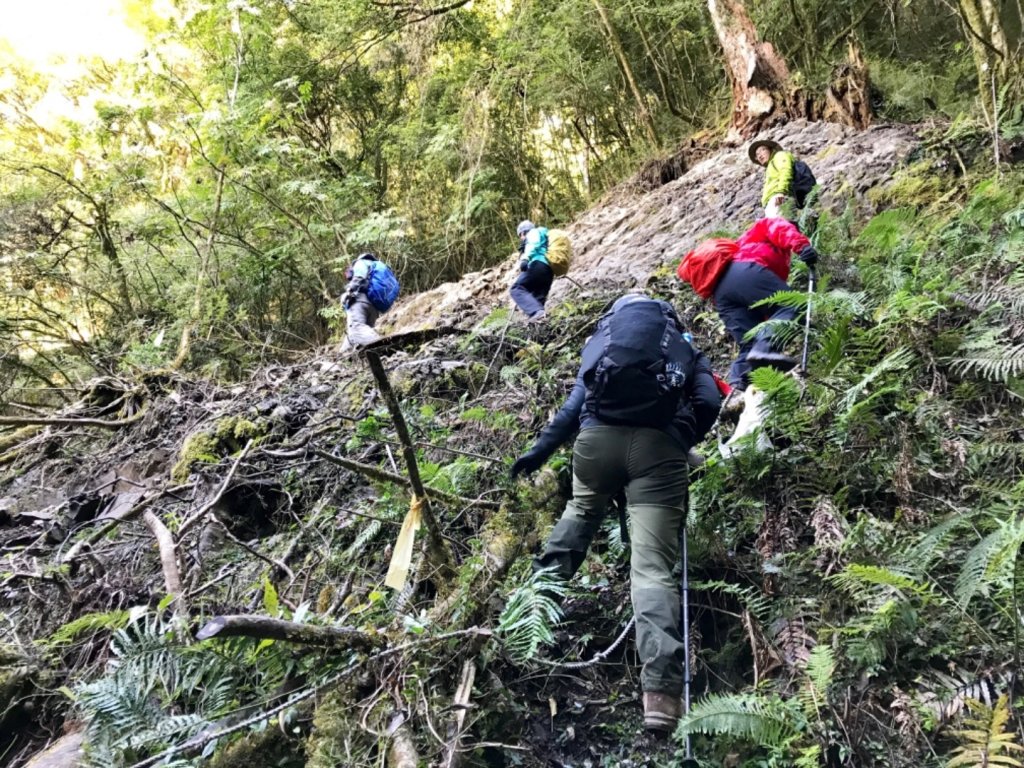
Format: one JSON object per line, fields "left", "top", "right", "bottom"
{"left": 951, "top": 339, "right": 1024, "bottom": 383}
{"left": 497, "top": 567, "right": 566, "bottom": 662}
{"left": 954, "top": 511, "right": 1024, "bottom": 609}
{"left": 75, "top": 613, "right": 294, "bottom": 766}
{"left": 945, "top": 695, "right": 1024, "bottom": 768}
{"left": 678, "top": 691, "right": 803, "bottom": 748}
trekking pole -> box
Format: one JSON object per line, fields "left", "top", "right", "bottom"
{"left": 799, "top": 267, "right": 816, "bottom": 376}
{"left": 680, "top": 486, "right": 695, "bottom": 765}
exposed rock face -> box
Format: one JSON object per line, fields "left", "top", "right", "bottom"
{"left": 382, "top": 121, "right": 919, "bottom": 333}
{"left": 23, "top": 732, "right": 85, "bottom": 768}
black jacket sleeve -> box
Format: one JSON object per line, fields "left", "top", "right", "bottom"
{"left": 688, "top": 350, "right": 722, "bottom": 442}
{"left": 669, "top": 349, "right": 721, "bottom": 449}
{"left": 529, "top": 369, "right": 586, "bottom": 462}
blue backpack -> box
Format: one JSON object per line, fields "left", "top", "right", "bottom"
{"left": 366, "top": 261, "right": 400, "bottom": 312}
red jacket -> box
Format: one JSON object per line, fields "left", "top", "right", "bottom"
{"left": 734, "top": 218, "right": 809, "bottom": 282}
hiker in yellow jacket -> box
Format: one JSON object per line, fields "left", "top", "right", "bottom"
{"left": 749, "top": 139, "right": 817, "bottom": 223}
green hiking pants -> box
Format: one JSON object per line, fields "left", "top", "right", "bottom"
{"left": 534, "top": 425, "right": 688, "bottom": 695}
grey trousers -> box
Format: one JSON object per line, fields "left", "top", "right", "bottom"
{"left": 534, "top": 425, "right": 688, "bottom": 695}
{"left": 341, "top": 294, "right": 381, "bottom": 352}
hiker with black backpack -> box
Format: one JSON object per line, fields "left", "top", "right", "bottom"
{"left": 749, "top": 138, "right": 817, "bottom": 226}
{"left": 678, "top": 217, "right": 819, "bottom": 412}
{"left": 510, "top": 294, "right": 722, "bottom": 733}
{"left": 510, "top": 220, "right": 573, "bottom": 323}
{"left": 339, "top": 252, "right": 400, "bottom": 352}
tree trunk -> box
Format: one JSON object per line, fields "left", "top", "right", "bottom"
{"left": 591, "top": 0, "right": 660, "bottom": 147}
{"left": 706, "top": 0, "right": 791, "bottom": 136}
{"left": 822, "top": 40, "right": 873, "bottom": 129}
{"left": 626, "top": 1, "right": 681, "bottom": 117}
{"left": 94, "top": 203, "right": 134, "bottom": 317}
{"left": 957, "top": 0, "right": 1013, "bottom": 119}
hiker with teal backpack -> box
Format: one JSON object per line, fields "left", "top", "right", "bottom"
{"left": 749, "top": 138, "right": 818, "bottom": 228}
{"left": 510, "top": 294, "right": 721, "bottom": 732}
{"left": 510, "top": 220, "right": 573, "bottom": 323}
{"left": 340, "top": 252, "right": 400, "bottom": 352}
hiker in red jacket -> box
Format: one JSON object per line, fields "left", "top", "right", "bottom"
{"left": 678, "top": 217, "right": 819, "bottom": 401}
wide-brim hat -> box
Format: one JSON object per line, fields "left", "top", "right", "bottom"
{"left": 748, "top": 138, "right": 783, "bottom": 164}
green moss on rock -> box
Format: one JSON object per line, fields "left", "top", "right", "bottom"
{"left": 171, "top": 416, "right": 270, "bottom": 482}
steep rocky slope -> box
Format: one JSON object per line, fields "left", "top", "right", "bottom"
{"left": 385, "top": 120, "right": 918, "bottom": 333}
{"left": 9, "top": 120, "right": 1024, "bottom": 768}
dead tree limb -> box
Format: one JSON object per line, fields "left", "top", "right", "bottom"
{"left": 364, "top": 351, "right": 449, "bottom": 555}
{"left": 0, "top": 424, "right": 44, "bottom": 453}
{"left": 442, "top": 660, "right": 477, "bottom": 768}
{"left": 0, "top": 411, "right": 146, "bottom": 430}
{"left": 62, "top": 494, "right": 158, "bottom": 564}
{"left": 195, "top": 614, "right": 382, "bottom": 649}
{"left": 388, "top": 721, "right": 420, "bottom": 768}
{"left": 61, "top": 483, "right": 195, "bottom": 564}
{"left": 312, "top": 449, "right": 500, "bottom": 510}
{"left": 143, "top": 509, "right": 185, "bottom": 617}
{"left": 215, "top": 519, "right": 295, "bottom": 581}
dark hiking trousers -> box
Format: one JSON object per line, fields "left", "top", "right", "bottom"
{"left": 534, "top": 426, "right": 688, "bottom": 696}
{"left": 510, "top": 260, "right": 554, "bottom": 318}
{"left": 713, "top": 260, "right": 798, "bottom": 388}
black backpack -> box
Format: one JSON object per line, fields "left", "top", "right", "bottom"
{"left": 579, "top": 298, "right": 695, "bottom": 427}
{"left": 792, "top": 160, "right": 817, "bottom": 208}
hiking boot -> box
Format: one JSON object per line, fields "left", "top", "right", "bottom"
{"left": 528, "top": 310, "right": 547, "bottom": 324}
{"left": 746, "top": 349, "right": 798, "bottom": 371}
{"left": 686, "top": 447, "right": 705, "bottom": 468}
{"left": 643, "top": 692, "right": 683, "bottom": 733}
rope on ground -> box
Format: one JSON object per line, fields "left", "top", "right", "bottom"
{"left": 533, "top": 616, "right": 635, "bottom": 670}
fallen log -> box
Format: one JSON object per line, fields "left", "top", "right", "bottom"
{"left": 195, "top": 614, "right": 382, "bottom": 650}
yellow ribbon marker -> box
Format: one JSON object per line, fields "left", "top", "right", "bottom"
{"left": 385, "top": 495, "right": 424, "bottom": 591}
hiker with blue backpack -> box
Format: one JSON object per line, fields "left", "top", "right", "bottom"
{"left": 749, "top": 139, "right": 817, "bottom": 226}
{"left": 510, "top": 294, "right": 721, "bottom": 732}
{"left": 340, "top": 252, "right": 400, "bottom": 352}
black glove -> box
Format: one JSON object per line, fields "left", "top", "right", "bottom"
{"left": 519, "top": 258, "right": 529, "bottom": 271}
{"left": 798, "top": 245, "right": 819, "bottom": 267}
{"left": 511, "top": 449, "right": 545, "bottom": 478}
{"left": 341, "top": 291, "right": 355, "bottom": 309}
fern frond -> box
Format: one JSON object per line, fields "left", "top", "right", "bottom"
{"left": 692, "top": 579, "right": 774, "bottom": 625}
{"left": 796, "top": 645, "right": 835, "bottom": 720}
{"left": 497, "top": 567, "right": 566, "bottom": 662}
{"left": 955, "top": 515, "right": 1024, "bottom": 608}
{"left": 841, "top": 348, "right": 915, "bottom": 415}
{"left": 46, "top": 610, "right": 131, "bottom": 646}
{"left": 951, "top": 341, "right": 1024, "bottom": 383}
{"left": 829, "top": 563, "right": 928, "bottom": 603}
{"left": 679, "top": 692, "right": 803, "bottom": 748}
{"left": 946, "top": 695, "right": 1024, "bottom": 768}
{"left": 953, "top": 285, "right": 1024, "bottom": 318}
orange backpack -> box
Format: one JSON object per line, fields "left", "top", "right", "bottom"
{"left": 677, "top": 238, "right": 738, "bottom": 299}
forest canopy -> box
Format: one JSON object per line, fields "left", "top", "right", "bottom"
{"left": 0, "top": 0, "right": 1020, "bottom": 387}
